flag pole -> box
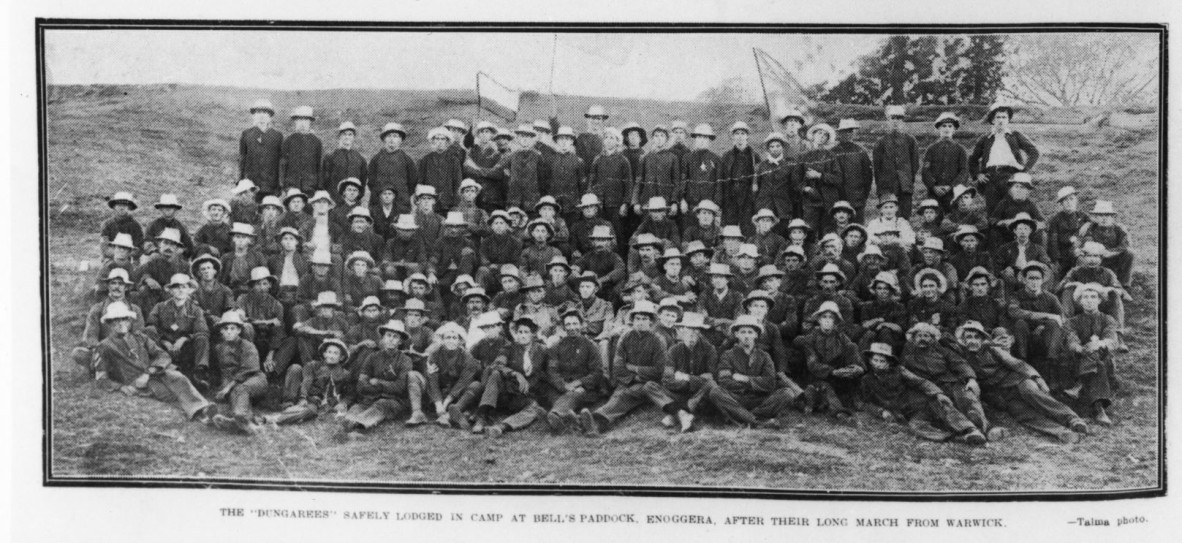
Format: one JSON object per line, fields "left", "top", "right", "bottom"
{"left": 753, "top": 48, "right": 773, "bottom": 122}
{"left": 475, "top": 72, "right": 483, "bottom": 124}
{"left": 549, "top": 34, "right": 559, "bottom": 120}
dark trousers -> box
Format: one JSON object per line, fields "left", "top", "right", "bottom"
{"left": 251, "top": 325, "right": 281, "bottom": 361}
{"left": 345, "top": 398, "right": 409, "bottom": 429}
{"left": 548, "top": 388, "right": 600, "bottom": 417}
{"left": 982, "top": 380, "right": 1084, "bottom": 441}
{"left": 346, "top": 372, "right": 426, "bottom": 428}
{"left": 981, "top": 167, "right": 1017, "bottom": 215}
{"left": 930, "top": 185, "right": 955, "bottom": 214}
{"left": 268, "top": 336, "right": 302, "bottom": 382}
{"left": 281, "top": 364, "right": 304, "bottom": 403}
{"left": 147, "top": 328, "right": 210, "bottom": 379}
{"left": 225, "top": 373, "right": 268, "bottom": 420}
{"left": 663, "top": 376, "right": 716, "bottom": 414}
{"left": 1070, "top": 349, "right": 1115, "bottom": 409}
{"left": 800, "top": 205, "right": 824, "bottom": 235}
{"left": 477, "top": 370, "right": 546, "bottom": 430}
{"left": 145, "top": 369, "right": 213, "bottom": 419}
{"left": 903, "top": 394, "right": 980, "bottom": 442}
{"left": 270, "top": 401, "right": 322, "bottom": 425}
{"left": 593, "top": 381, "right": 677, "bottom": 427}
{"left": 708, "top": 385, "right": 799, "bottom": 425}
{"left": 1011, "top": 319, "right": 1065, "bottom": 385}
{"left": 804, "top": 376, "right": 861, "bottom": 415}
{"left": 935, "top": 381, "right": 988, "bottom": 433}
{"left": 1102, "top": 252, "right": 1135, "bottom": 286}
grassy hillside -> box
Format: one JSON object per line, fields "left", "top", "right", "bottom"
{"left": 45, "top": 84, "right": 1161, "bottom": 492}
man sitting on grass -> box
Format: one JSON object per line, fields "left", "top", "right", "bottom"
{"left": 860, "top": 342, "right": 980, "bottom": 443}
{"left": 209, "top": 311, "right": 269, "bottom": 435}
{"left": 956, "top": 320, "right": 1088, "bottom": 444}
{"left": 342, "top": 319, "right": 428, "bottom": 436}
{"left": 95, "top": 301, "right": 215, "bottom": 424}
{"left": 269, "top": 338, "right": 354, "bottom": 426}
{"left": 475, "top": 316, "right": 552, "bottom": 438}
{"left": 578, "top": 300, "right": 695, "bottom": 435}
{"left": 901, "top": 322, "right": 991, "bottom": 445}
{"left": 708, "top": 315, "right": 802, "bottom": 429}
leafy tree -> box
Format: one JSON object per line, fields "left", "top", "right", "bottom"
{"left": 822, "top": 35, "right": 1006, "bottom": 106}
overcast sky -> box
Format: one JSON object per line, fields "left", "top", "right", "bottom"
{"left": 45, "top": 30, "right": 882, "bottom": 101}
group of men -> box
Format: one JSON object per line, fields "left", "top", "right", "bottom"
{"left": 76, "top": 97, "right": 1137, "bottom": 446}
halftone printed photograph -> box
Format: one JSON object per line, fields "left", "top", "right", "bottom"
{"left": 38, "top": 21, "right": 1163, "bottom": 498}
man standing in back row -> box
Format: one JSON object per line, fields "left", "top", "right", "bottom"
{"left": 576, "top": 105, "right": 609, "bottom": 167}
{"left": 968, "top": 102, "right": 1040, "bottom": 214}
{"left": 239, "top": 99, "right": 283, "bottom": 200}
{"left": 872, "top": 105, "right": 921, "bottom": 219}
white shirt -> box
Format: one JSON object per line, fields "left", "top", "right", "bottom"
{"left": 986, "top": 133, "right": 1022, "bottom": 169}
{"left": 279, "top": 253, "right": 300, "bottom": 286}
{"left": 523, "top": 347, "right": 533, "bottom": 376}
{"left": 310, "top": 215, "right": 331, "bottom": 253}
{"left": 866, "top": 217, "right": 916, "bottom": 248}
{"left": 1015, "top": 241, "right": 1029, "bottom": 269}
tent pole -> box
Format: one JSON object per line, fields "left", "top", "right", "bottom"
{"left": 753, "top": 48, "right": 773, "bottom": 122}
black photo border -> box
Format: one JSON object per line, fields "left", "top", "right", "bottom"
{"left": 35, "top": 19, "right": 1168, "bottom": 501}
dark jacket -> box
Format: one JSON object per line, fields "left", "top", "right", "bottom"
{"left": 992, "top": 241, "right": 1052, "bottom": 276}
{"left": 831, "top": 140, "right": 874, "bottom": 206}
{"left": 418, "top": 150, "right": 463, "bottom": 209}
{"left": 96, "top": 331, "right": 167, "bottom": 385}
{"left": 681, "top": 149, "right": 721, "bottom": 207}
{"left": 367, "top": 149, "right": 417, "bottom": 212}
{"left": 575, "top": 132, "right": 604, "bottom": 167}
{"left": 587, "top": 150, "right": 634, "bottom": 208}
{"left": 357, "top": 349, "right": 417, "bottom": 401}
{"left": 633, "top": 148, "right": 681, "bottom": 205}
{"left": 872, "top": 131, "right": 920, "bottom": 195}
{"left": 281, "top": 132, "right": 322, "bottom": 193}
{"left": 798, "top": 147, "right": 843, "bottom": 207}
{"left": 718, "top": 344, "right": 777, "bottom": 396}
{"left": 240, "top": 126, "right": 284, "bottom": 193}
{"left": 147, "top": 298, "right": 209, "bottom": 343}
{"left": 573, "top": 248, "right": 626, "bottom": 290}
{"left": 755, "top": 157, "right": 799, "bottom": 218}
{"left": 427, "top": 347, "right": 481, "bottom": 403}
{"left": 968, "top": 130, "right": 1040, "bottom": 175}
{"left": 547, "top": 151, "right": 586, "bottom": 212}
{"left": 901, "top": 342, "right": 974, "bottom": 385}
{"left": 719, "top": 146, "right": 760, "bottom": 229}
{"left": 546, "top": 334, "right": 606, "bottom": 393}
{"left": 320, "top": 148, "right": 367, "bottom": 196}
{"left": 922, "top": 139, "right": 970, "bottom": 192}
{"left": 611, "top": 329, "right": 667, "bottom": 386}
{"left": 214, "top": 337, "right": 263, "bottom": 384}
{"left": 861, "top": 365, "right": 942, "bottom": 416}
{"left": 488, "top": 148, "right": 546, "bottom": 208}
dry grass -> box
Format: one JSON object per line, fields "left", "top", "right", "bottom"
{"left": 45, "top": 84, "right": 1161, "bottom": 493}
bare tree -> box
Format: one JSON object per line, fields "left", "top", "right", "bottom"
{"left": 1004, "top": 34, "right": 1159, "bottom": 107}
